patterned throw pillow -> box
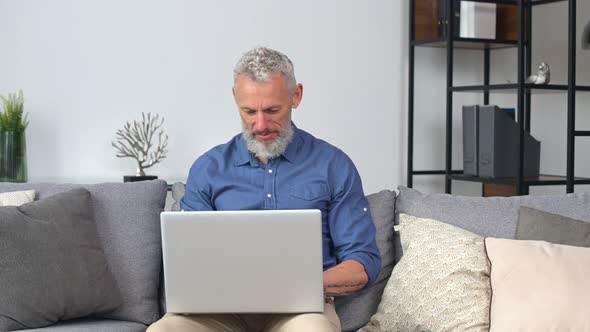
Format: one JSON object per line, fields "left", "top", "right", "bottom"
{"left": 0, "top": 190, "right": 35, "bottom": 206}
{"left": 360, "top": 213, "right": 491, "bottom": 332}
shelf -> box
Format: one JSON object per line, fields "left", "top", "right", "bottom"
{"left": 413, "top": 37, "right": 518, "bottom": 50}
{"left": 462, "top": 0, "right": 567, "bottom": 5}
{"left": 412, "top": 170, "right": 464, "bottom": 175}
{"left": 450, "top": 174, "right": 590, "bottom": 186}
{"left": 450, "top": 84, "right": 590, "bottom": 93}
{"left": 412, "top": 0, "right": 567, "bottom": 50}
{"left": 531, "top": 0, "right": 568, "bottom": 5}
{"left": 408, "top": 0, "right": 580, "bottom": 195}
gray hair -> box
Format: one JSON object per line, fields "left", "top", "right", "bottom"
{"left": 233, "top": 47, "right": 297, "bottom": 92}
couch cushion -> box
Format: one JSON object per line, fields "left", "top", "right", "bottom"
{"left": 20, "top": 318, "right": 146, "bottom": 332}
{"left": 395, "top": 186, "right": 590, "bottom": 262}
{"left": 486, "top": 237, "right": 590, "bottom": 331}
{"left": 517, "top": 206, "right": 590, "bottom": 247}
{"left": 0, "top": 189, "right": 35, "bottom": 206}
{"left": 164, "top": 182, "right": 186, "bottom": 315}
{"left": 0, "top": 188, "right": 122, "bottom": 331}
{"left": 360, "top": 214, "right": 490, "bottom": 332}
{"left": 0, "top": 181, "right": 168, "bottom": 325}
{"left": 171, "top": 182, "right": 185, "bottom": 212}
{"left": 335, "top": 190, "right": 396, "bottom": 332}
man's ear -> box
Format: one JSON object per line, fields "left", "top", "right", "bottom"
{"left": 292, "top": 83, "right": 303, "bottom": 109}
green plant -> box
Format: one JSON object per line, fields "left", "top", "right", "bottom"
{"left": 0, "top": 90, "right": 29, "bottom": 132}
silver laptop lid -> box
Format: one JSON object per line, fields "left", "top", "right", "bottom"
{"left": 160, "top": 209, "right": 324, "bottom": 314}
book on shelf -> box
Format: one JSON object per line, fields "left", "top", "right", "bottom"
{"left": 462, "top": 105, "right": 479, "bottom": 176}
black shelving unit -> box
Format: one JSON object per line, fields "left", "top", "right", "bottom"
{"left": 407, "top": 0, "right": 587, "bottom": 195}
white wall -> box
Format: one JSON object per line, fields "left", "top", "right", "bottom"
{"left": 0, "top": 0, "right": 588, "bottom": 196}
{"left": 0, "top": 0, "right": 402, "bottom": 194}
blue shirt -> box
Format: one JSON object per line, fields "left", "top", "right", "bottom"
{"left": 180, "top": 125, "right": 381, "bottom": 287}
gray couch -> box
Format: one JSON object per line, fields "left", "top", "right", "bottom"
{"left": 2, "top": 180, "right": 589, "bottom": 331}
{"left": 0, "top": 180, "right": 168, "bottom": 332}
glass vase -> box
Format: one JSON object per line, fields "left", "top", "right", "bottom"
{"left": 0, "top": 130, "right": 28, "bottom": 182}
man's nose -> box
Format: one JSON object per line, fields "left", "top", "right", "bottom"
{"left": 255, "top": 112, "right": 270, "bottom": 131}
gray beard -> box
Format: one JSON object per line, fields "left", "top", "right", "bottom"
{"left": 242, "top": 123, "right": 294, "bottom": 161}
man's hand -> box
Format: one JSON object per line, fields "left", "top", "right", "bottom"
{"left": 323, "top": 260, "right": 369, "bottom": 297}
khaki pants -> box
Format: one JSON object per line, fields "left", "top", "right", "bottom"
{"left": 147, "top": 301, "right": 341, "bottom": 332}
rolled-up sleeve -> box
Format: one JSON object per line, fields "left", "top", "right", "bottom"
{"left": 328, "top": 153, "right": 381, "bottom": 287}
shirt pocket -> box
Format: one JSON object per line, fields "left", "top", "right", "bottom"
{"left": 289, "top": 184, "right": 330, "bottom": 210}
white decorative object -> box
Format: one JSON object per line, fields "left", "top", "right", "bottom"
{"left": 112, "top": 112, "right": 168, "bottom": 177}
{"left": 460, "top": 1, "right": 496, "bottom": 40}
{"left": 525, "top": 62, "right": 551, "bottom": 85}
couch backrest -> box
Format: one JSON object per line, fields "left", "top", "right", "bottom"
{"left": 0, "top": 181, "right": 168, "bottom": 326}
{"left": 396, "top": 186, "right": 590, "bottom": 263}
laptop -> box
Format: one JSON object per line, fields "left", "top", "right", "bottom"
{"left": 160, "top": 209, "right": 324, "bottom": 314}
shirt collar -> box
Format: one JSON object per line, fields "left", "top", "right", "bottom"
{"left": 234, "top": 123, "right": 300, "bottom": 166}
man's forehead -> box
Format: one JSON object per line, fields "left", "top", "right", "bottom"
{"left": 234, "top": 74, "right": 290, "bottom": 96}
{"left": 236, "top": 72, "right": 286, "bottom": 86}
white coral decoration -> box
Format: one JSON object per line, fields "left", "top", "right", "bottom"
{"left": 112, "top": 112, "right": 169, "bottom": 176}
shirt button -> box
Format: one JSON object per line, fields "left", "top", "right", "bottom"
{"left": 268, "top": 169, "right": 273, "bottom": 174}
{"left": 363, "top": 207, "right": 368, "bottom": 212}
{"left": 267, "top": 193, "right": 272, "bottom": 198}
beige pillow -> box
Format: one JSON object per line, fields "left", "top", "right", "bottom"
{"left": 0, "top": 190, "right": 35, "bottom": 206}
{"left": 360, "top": 213, "right": 491, "bottom": 332}
{"left": 486, "top": 237, "right": 590, "bottom": 331}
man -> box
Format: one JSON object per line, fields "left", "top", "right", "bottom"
{"left": 149, "top": 47, "right": 380, "bottom": 332}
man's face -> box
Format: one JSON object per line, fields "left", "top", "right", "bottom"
{"left": 233, "top": 73, "right": 303, "bottom": 146}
